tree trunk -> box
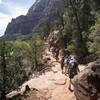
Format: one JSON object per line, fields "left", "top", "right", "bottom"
{"left": 69, "top": 0, "right": 83, "bottom": 43}
{"left": 69, "top": 0, "right": 88, "bottom": 57}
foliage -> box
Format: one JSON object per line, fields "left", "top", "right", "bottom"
{"left": 55, "top": 0, "right": 95, "bottom": 58}
{"left": 0, "top": 34, "right": 45, "bottom": 97}
{"left": 0, "top": 41, "right": 29, "bottom": 95}
{"left": 26, "top": 34, "right": 45, "bottom": 71}
{"left": 89, "top": 16, "right": 100, "bottom": 54}
{"left": 66, "top": 43, "right": 76, "bottom": 53}
{"left": 87, "top": 0, "right": 100, "bottom": 55}
{"left": 39, "top": 20, "right": 52, "bottom": 39}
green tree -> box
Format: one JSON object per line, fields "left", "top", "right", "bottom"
{"left": 54, "top": 9, "right": 66, "bottom": 48}
{"left": 39, "top": 20, "right": 51, "bottom": 39}
{"left": 0, "top": 41, "right": 29, "bottom": 98}
{"left": 62, "top": 0, "right": 95, "bottom": 58}
{"left": 27, "top": 35, "right": 44, "bottom": 71}
{"left": 89, "top": 0, "right": 100, "bottom": 55}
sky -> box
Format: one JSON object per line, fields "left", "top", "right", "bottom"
{"left": 0, "top": 0, "right": 36, "bottom": 37}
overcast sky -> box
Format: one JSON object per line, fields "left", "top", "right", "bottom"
{"left": 0, "top": 0, "right": 35, "bottom": 36}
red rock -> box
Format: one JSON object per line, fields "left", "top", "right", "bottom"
{"left": 73, "top": 62, "right": 100, "bottom": 100}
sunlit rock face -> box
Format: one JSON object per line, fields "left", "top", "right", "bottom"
{"left": 5, "top": 0, "right": 62, "bottom": 35}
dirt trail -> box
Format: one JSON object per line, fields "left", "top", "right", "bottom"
{"left": 7, "top": 43, "right": 86, "bottom": 100}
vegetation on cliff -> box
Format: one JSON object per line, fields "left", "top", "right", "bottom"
{"left": 38, "top": 0, "right": 100, "bottom": 62}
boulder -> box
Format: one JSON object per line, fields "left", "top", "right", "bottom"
{"left": 73, "top": 61, "right": 100, "bottom": 100}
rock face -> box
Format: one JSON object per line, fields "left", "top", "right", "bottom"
{"left": 5, "top": 0, "right": 62, "bottom": 35}
{"left": 73, "top": 61, "right": 100, "bottom": 100}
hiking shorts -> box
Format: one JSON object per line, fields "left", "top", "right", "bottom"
{"left": 69, "top": 70, "right": 77, "bottom": 79}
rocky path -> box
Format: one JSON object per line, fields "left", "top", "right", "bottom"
{"left": 7, "top": 43, "right": 86, "bottom": 100}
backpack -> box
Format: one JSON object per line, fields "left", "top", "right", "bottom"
{"left": 65, "top": 59, "right": 70, "bottom": 65}
{"left": 67, "top": 59, "right": 70, "bottom": 65}
{"left": 69, "top": 59, "right": 78, "bottom": 72}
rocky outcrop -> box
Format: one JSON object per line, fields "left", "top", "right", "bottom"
{"left": 73, "top": 61, "right": 100, "bottom": 100}
{"left": 5, "top": 15, "right": 35, "bottom": 35}
{"left": 5, "top": 0, "right": 62, "bottom": 35}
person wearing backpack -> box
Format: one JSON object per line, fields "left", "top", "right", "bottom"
{"left": 51, "top": 47, "right": 56, "bottom": 57}
{"left": 48, "top": 44, "right": 51, "bottom": 51}
{"left": 64, "top": 55, "right": 71, "bottom": 74}
{"left": 60, "top": 56, "right": 65, "bottom": 73}
{"left": 55, "top": 49, "right": 59, "bottom": 61}
{"left": 44, "top": 37, "right": 46, "bottom": 42}
{"left": 68, "top": 56, "right": 80, "bottom": 91}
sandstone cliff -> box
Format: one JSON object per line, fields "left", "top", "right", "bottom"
{"left": 5, "top": 0, "right": 62, "bottom": 35}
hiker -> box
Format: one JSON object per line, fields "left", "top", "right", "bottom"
{"left": 60, "top": 56, "right": 65, "bottom": 73}
{"left": 48, "top": 44, "right": 51, "bottom": 51}
{"left": 51, "top": 47, "right": 56, "bottom": 57}
{"left": 55, "top": 49, "right": 59, "bottom": 61}
{"left": 68, "top": 56, "right": 80, "bottom": 91}
{"left": 64, "top": 55, "right": 70, "bottom": 74}
{"left": 44, "top": 37, "right": 46, "bottom": 42}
